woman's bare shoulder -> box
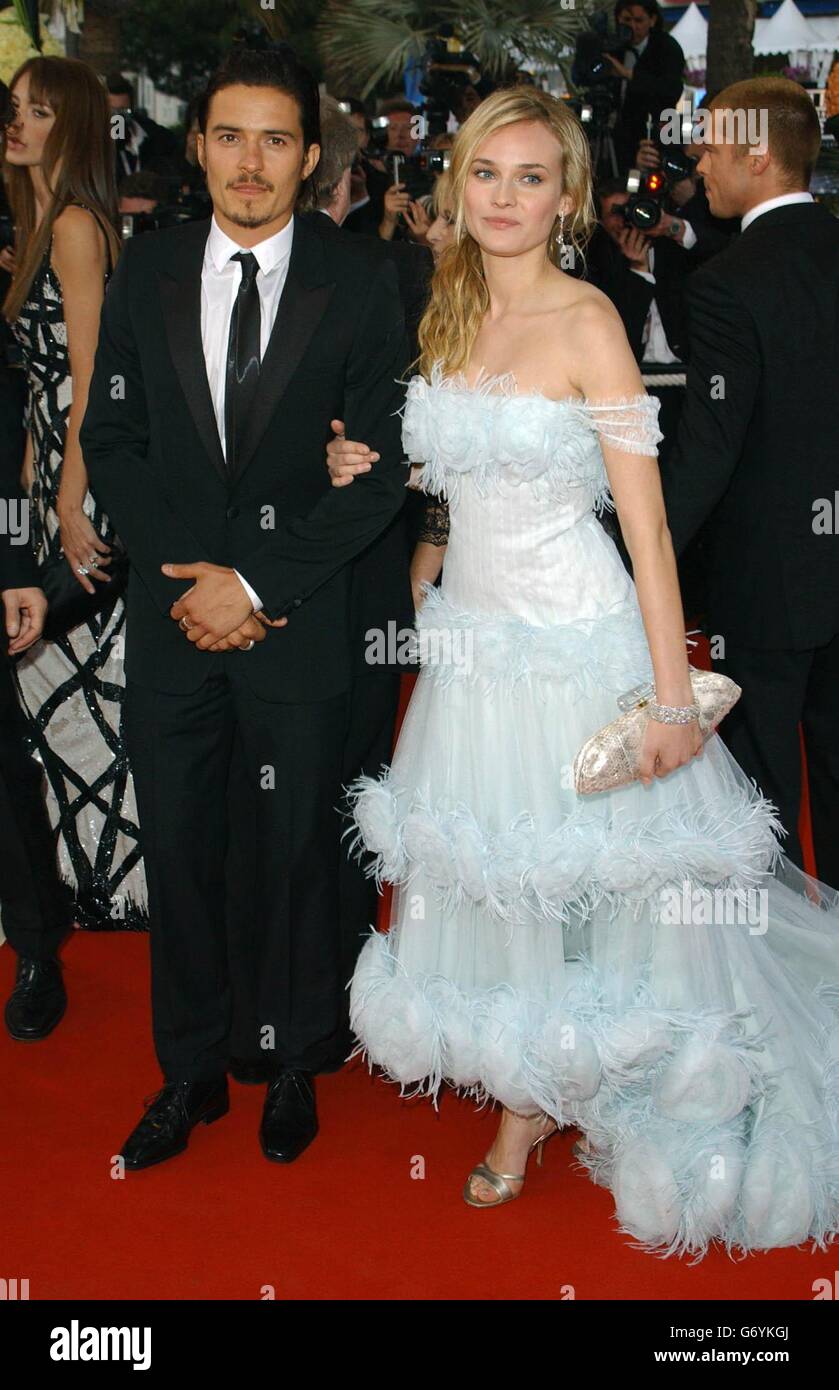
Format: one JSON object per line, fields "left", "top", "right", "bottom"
{"left": 542, "top": 274, "right": 640, "bottom": 397}
{"left": 52, "top": 204, "right": 107, "bottom": 260}
{"left": 558, "top": 276, "right": 625, "bottom": 335}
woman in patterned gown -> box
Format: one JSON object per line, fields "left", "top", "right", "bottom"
{"left": 2, "top": 56, "right": 146, "bottom": 927}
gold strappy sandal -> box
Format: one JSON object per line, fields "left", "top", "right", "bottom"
{"left": 463, "top": 1114, "right": 558, "bottom": 1208}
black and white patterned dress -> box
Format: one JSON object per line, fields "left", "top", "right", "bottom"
{"left": 10, "top": 211, "right": 147, "bottom": 928}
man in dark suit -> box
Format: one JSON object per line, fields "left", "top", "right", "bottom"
{"left": 80, "top": 47, "right": 410, "bottom": 1169}
{"left": 106, "top": 74, "right": 179, "bottom": 179}
{"left": 224, "top": 97, "right": 432, "bottom": 1082}
{"left": 608, "top": 1, "right": 684, "bottom": 174}
{"left": 0, "top": 407, "right": 71, "bottom": 1039}
{"left": 661, "top": 77, "right": 839, "bottom": 888}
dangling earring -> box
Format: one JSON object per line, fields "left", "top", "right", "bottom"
{"left": 554, "top": 212, "right": 566, "bottom": 255}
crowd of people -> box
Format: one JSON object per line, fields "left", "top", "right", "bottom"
{"left": 1, "top": 12, "right": 839, "bottom": 1262}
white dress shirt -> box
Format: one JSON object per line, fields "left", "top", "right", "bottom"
{"left": 200, "top": 213, "right": 295, "bottom": 611}
{"left": 632, "top": 247, "right": 680, "bottom": 364}
{"left": 740, "top": 191, "right": 814, "bottom": 233}
{"left": 118, "top": 117, "right": 147, "bottom": 176}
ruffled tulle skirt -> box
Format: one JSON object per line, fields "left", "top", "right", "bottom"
{"left": 345, "top": 586, "right": 839, "bottom": 1260}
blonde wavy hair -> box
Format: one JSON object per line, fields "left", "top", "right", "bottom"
{"left": 417, "top": 86, "right": 595, "bottom": 378}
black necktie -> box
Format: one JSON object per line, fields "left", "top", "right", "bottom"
{"left": 224, "top": 250, "right": 261, "bottom": 473}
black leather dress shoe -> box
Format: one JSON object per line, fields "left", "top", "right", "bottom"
{"left": 5, "top": 956, "right": 67, "bottom": 1040}
{"left": 260, "top": 1069, "right": 318, "bottom": 1163}
{"left": 229, "top": 1056, "right": 278, "bottom": 1085}
{"left": 120, "top": 1077, "right": 229, "bottom": 1171}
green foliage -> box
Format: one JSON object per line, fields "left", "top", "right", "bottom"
{"left": 317, "top": 0, "right": 598, "bottom": 100}
{"left": 119, "top": 0, "right": 324, "bottom": 101}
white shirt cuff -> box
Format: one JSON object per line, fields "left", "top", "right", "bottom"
{"left": 234, "top": 570, "right": 262, "bottom": 613}
{"left": 681, "top": 220, "right": 697, "bottom": 249}
{"left": 631, "top": 268, "right": 656, "bottom": 283}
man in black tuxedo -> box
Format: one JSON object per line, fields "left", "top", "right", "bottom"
{"left": 607, "top": 1, "right": 684, "bottom": 175}
{"left": 661, "top": 77, "right": 839, "bottom": 888}
{"left": 224, "top": 97, "right": 431, "bottom": 1080}
{"left": 80, "top": 47, "right": 410, "bottom": 1169}
{"left": 0, "top": 415, "right": 71, "bottom": 1038}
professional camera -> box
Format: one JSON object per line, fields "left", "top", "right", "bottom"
{"left": 568, "top": 12, "right": 633, "bottom": 175}
{"left": 120, "top": 178, "right": 211, "bottom": 239}
{"left": 572, "top": 11, "right": 633, "bottom": 90}
{"left": 375, "top": 26, "right": 477, "bottom": 201}
{"left": 419, "top": 25, "right": 481, "bottom": 139}
{"left": 620, "top": 146, "right": 697, "bottom": 230}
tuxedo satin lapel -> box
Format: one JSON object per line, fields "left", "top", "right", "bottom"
{"left": 230, "top": 216, "right": 336, "bottom": 484}
{"left": 158, "top": 228, "right": 227, "bottom": 485}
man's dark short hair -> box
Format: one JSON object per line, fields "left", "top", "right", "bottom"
{"left": 596, "top": 177, "right": 629, "bottom": 209}
{"left": 197, "top": 46, "right": 321, "bottom": 208}
{"left": 106, "top": 72, "right": 135, "bottom": 103}
{"left": 613, "top": 0, "right": 660, "bottom": 22}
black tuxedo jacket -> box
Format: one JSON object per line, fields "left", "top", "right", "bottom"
{"left": 80, "top": 212, "right": 410, "bottom": 701}
{"left": 661, "top": 201, "right": 839, "bottom": 651}
{"left": 302, "top": 211, "right": 433, "bottom": 647}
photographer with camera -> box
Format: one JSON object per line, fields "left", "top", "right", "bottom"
{"left": 634, "top": 134, "right": 739, "bottom": 260}
{"left": 342, "top": 97, "right": 427, "bottom": 241}
{"left": 106, "top": 72, "right": 179, "bottom": 180}
{"left": 606, "top": 1, "right": 685, "bottom": 174}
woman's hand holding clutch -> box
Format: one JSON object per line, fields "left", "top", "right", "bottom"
{"left": 573, "top": 669, "right": 741, "bottom": 795}
{"left": 638, "top": 717, "right": 703, "bottom": 787}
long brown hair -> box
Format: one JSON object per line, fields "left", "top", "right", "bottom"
{"left": 2, "top": 56, "right": 121, "bottom": 322}
{"left": 417, "top": 86, "right": 595, "bottom": 379}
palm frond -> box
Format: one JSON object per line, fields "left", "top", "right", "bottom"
{"left": 317, "top": 1, "right": 436, "bottom": 98}
{"left": 441, "top": 0, "right": 584, "bottom": 74}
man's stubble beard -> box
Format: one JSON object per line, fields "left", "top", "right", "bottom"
{"left": 224, "top": 208, "right": 280, "bottom": 228}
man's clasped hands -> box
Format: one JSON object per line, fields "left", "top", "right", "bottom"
{"left": 162, "top": 562, "right": 287, "bottom": 652}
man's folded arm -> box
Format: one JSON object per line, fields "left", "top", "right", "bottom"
{"left": 79, "top": 239, "right": 210, "bottom": 615}
{"left": 660, "top": 268, "right": 760, "bottom": 556}
{"left": 241, "top": 256, "right": 411, "bottom": 619}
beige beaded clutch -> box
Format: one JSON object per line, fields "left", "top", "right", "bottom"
{"left": 572, "top": 668, "right": 741, "bottom": 794}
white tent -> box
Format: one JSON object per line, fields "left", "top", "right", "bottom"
{"left": 753, "top": 0, "right": 833, "bottom": 55}
{"left": 809, "top": 16, "right": 839, "bottom": 52}
{"left": 668, "top": 3, "right": 708, "bottom": 63}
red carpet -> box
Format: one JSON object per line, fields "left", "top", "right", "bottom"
{"left": 1, "top": 932, "right": 831, "bottom": 1301}
{"left": 2, "top": 634, "right": 828, "bottom": 1300}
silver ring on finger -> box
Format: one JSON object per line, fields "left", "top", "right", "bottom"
{"left": 243, "top": 639, "right": 255, "bottom": 651}
{"left": 77, "top": 565, "right": 90, "bottom": 576}
{"left": 179, "top": 617, "right": 191, "bottom": 632}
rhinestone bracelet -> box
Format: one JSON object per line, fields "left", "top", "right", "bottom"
{"left": 648, "top": 700, "right": 700, "bottom": 724}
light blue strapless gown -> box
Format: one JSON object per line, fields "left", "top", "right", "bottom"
{"left": 345, "top": 363, "right": 839, "bottom": 1261}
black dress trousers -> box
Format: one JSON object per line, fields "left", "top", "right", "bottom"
{"left": 123, "top": 667, "right": 350, "bottom": 1083}
{"left": 712, "top": 630, "right": 839, "bottom": 890}
{"left": 0, "top": 655, "right": 70, "bottom": 958}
